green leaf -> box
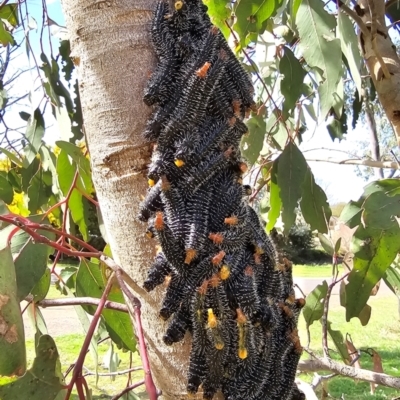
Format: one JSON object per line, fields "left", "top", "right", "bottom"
{"left": 296, "top": 0, "right": 341, "bottom": 118}
{"left": 234, "top": 0, "right": 277, "bottom": 45}
{"left": 27, "top": 169, "right": 53, "bottom": 213}
{"left": 59, "top": 40, "right": 74, "bottom": 82}
{"left": 326, "top": 111, "right": 346, "bottom": 141}
{"left": 318, "top": 233, "right": 334, "bottom": 256}
{"left": 76, "top": 260, "right": 136, "bottom": 352}
{"left": 362, "top": 191, "right": 400, "bottom": 230}
{"left": 280, "top": 47, "right": 306, "bottom": 113}
{"left": 276, "top": 142, "right": 307, "bottom": 233}
{"left": 21, "top": 157, "right": 40, "bottom": 191}
{"left": 39, "top": 146, "right": 62, "bottom": 196}
{"left": 0, "top": 335, "right": 64, "bottom": 399}
{"left": 326, "top": 320, "right": 350, "bottom": 363}
{"left": 0, "top": 215, "right": 55, "bottom": 301}
{"left": 0, "top": 147, "right": 23, "bottom": 167}
{"left": 383, "top": 266, "right": 400, "bottom": 297}
{"left": 337, "top": 12, "right": 362, "bottom": 96}
{"left": 345, "top": 225, "right": 400, "bottom": 321}
{"left": 0, "top": 245, "right": 26, "bottom": 376}
{"left": 203, "top": 0, "right": 231, "bottom": 38}
{"left": 339, "top": 200, "right": 362, "bottom": 228}
{"left": 303, "top": 280, "right": 328, "bottom": 328}
{"left": 0, "top": 4, "right": 19, "bottom": 27}
{"left": 0, "top": 89, "right": 7, "bottom": 109}
{"left": 0, "top": 21, "right": 14, "bottom": 46}
{"left": 56, "top": 149, "right": 90, "bottom": 240}
{"left": 24, "top": 109, "right": 45, "bottom": 165}
{"left": 267, "top": 159, "right": 281, "bottom": 231}
{"left": 241, "top": 115, "right": 266, "bottom": 166}
{"left": 300, "top": 168, "right": 331, "bottom": 233}
{"left": 30, "top": 268, "right": 51, "bottom": 302}
{"left": 351, "top": 89, "right": 362, "bottom": 129}
{"left": 0, "top": 175, "right": 13, "bottom": 204}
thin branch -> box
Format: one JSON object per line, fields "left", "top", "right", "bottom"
{"left": 110, "top": 380, "right": 145, "bottom": 400}
{"left": 298, "top": 354, "right": 400, "bottom": 389}
{"left": 305, "top": 157, "right": 400, "bottom": 169}
{"left": 337, "top": 1, "right": 369, "bottom": 36}
{"left": 83, "top": 366, "right": 142, "bottom": 377}
{"left": 36, "top": 297, "right": 128, "bottom": 313}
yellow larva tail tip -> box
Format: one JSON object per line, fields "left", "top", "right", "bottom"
{"left": 215, "top": 341, "right": 224, "bottom": 350}
{"left": 255, "top": 246, "right": 265, "bottom": 255}
{"left": 145, "top": 231, "right": 154, "bottom": 239}
{"left": 148, "top": 178, "right": 155, "bottom": 187}
{"left": 219, "top": 265, "right": 230, "bottom": 280}
{"left": 207, "top": 308, "right": 217, "bottom": 328}
{"left": 174, "top": 159, "right": 185, "bottom": 167}
{"left": 238, "top": 348, "right": 248, "bottom": 359}
{"left": 175, "top": 0, "right": 183, "bottom": 10}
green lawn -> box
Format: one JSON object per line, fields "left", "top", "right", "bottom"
{"left": 26, "top": 334, "right": 145, "bottom": 400}
{"left": 293, "top": 263, "right": 342, "bottom": 278}
{"left": 299, "top": 295, "right": 400, "bottom": 399}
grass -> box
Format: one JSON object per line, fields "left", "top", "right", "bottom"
{"left": 26, "top": 334, "right": 145, "bottom": 400}
{"left": 293, "top": 263, "right": 343, "bottom": 278}
{"left": 298, "top": 295, "right": 400, "bottom": 399}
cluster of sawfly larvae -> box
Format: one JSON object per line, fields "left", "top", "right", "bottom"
{"left": 138, "top": 1, "right": 305, "bottom": 399}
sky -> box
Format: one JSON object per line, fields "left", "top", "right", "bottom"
{"left": 5, "top": 0, "right": 383, "bottom": 205}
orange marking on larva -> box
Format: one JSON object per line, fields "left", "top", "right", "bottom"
{"left": 198, "top": 279, "right": 209, "bottom": 295}
{"left": 209, "top": 232, "right": 224, "bottom": 244}
{"left": 239, "top": 162, "right": 248, "bottom": 173}
{"left": 211, "top": 26, "right": 219, "bottom": 35}
{"left": 154, "top": 212, "right": 164, "bottom": 231}
{"left": 185, "top": 249, "right": 197, "bottom": 264}
{"left": 215, "top": 340, "right": 224, "bottom": 350}
{"left": 244, "top": 266, "right": 253, "bottom": 276}
{"left": 212, "top": 250, "right": 226, "bottom": 265}
{"left": 238, "top": 347, "right": 248, "bottom": 359}
{"left": 219, "top": 265, "right": 230, "bottom": 280}
{"left": 196, "top": 62, "right": 211, "bottom": 78}
{"left": 275, "top": 263, "right": 286, "bottom": 272}
{"left": 160, "top": 175, "right": 171, "bottom": 191}
{"left": 285, "top": 294, "right": 296, "bottom": 305}
{"left": 278, "top": 302, "right": 293, "bottom": 318}
{"left": 147, "top": 70, "right": 153, "bottom": 78}
{"left": 254, "top": 252, "right": 261, "bottom": 265}
{"left": 209, "top": 273, "right": 220, "bottom": 288}
{"left": 164, "top": 275, "right": 171, "bottom": 285}
{"left": 224, "top": 216, "right": 238, "bottom": 225}
{"left": 228, "top": 116, "right": 236, "bottom": 126}
{"left": 223, "top": 146, "right": 234, "bottom": 158}
{"left": 236, "top": 308, "right": 247, "bottom": 324}
{"left": 255, "top": 246, "right": 265, "bottom": 255}
{"left": 232, "top": 99, "right": 241, "bottom": 118}
{"left": 219, "top": 48, "right": 227, "bottom": 60}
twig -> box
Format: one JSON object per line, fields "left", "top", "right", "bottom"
{"left": 83, "top": 366, "right": 142, "bottom": 377}
{"left": 337, "top": 0, "right": 369, "bottom": 37}
{"left": 298, "top": 351, "right": 400, "bottom": 389}
{"left": 36, "top": 297, "right": 129, "bottom": 313}
{"left": 110, "top": 380, "right": 145, "bottom": 400}
{"left": 64, "top": 272, "right": 116, "bottom": 400}
{"left": 305, "top": 157, "right": 400, "bottom": 169}
{"left": 112, "top": 265, "right": 159, "bottom": 400}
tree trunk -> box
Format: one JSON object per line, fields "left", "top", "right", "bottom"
{"left": 357, "top": 0, "right": 400, "bottom": 145}
{"left": 60, "top": 0, "right": 194, "bottom": 398}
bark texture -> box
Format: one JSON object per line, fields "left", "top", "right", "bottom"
{"left": 59, "top": 0, "right": 197, "bottom": 398}
{"left": 357, "top": 0, "right": 400, "bottom": 144}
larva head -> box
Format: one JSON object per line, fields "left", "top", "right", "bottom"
{"left": 219, "top": 265, "right": 230, "bottom": 280}
{"left": 296, "top": 298, "right": 306, "bottom": 309}
{"left": 244, "top": 266, "right": 253, "bottom": 276}
{"left": 207, "top": 308, "right": 218, "bottom": 329}
{"left": 145, "top": 229, "right": 154, "bottom": 239}
{"left": 215, "top": 340, "right": 224, "bottom": 350}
